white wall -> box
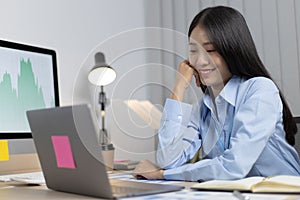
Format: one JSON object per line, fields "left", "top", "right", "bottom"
{"left": 0, "top": 0, "right": 159, "bottom": 162}
{"left": 0, "top": 0, "right": 148, "bottom": 105}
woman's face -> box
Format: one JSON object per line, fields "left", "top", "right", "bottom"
{"left": 189, "top": 25, "right": 232, "bottom": 92}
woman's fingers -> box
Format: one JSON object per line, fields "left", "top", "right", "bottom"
{"left": 132, "top": 160, "right": 163, "bottom": 180}
{"left": 184, "top": 60, "right": 201, "bottom": 88}
{"left": 193, "top": 70, "right": 201, "bottom": 87}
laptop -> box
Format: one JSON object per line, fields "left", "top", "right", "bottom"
{"left": 26, "top": 104, "right": 183, "bottom": 199}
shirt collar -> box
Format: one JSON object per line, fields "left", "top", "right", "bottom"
{"left": 203, "top": 75, "right": 242, "bottom": 107}
{"left": 218, "top": 75, "right": 242, "bottom": 106}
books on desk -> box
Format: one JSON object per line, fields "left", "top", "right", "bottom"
{"left": 191, "top": 175, "right": 300, "bottom": 193}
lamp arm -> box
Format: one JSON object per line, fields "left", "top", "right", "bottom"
{"left": 99, "top": 86, "right": 108, "bottom": 145}
{"left": 99, "top": 86, "right": 106, "bottom": 130}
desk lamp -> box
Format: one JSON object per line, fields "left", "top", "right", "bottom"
{"left": 88, "top": 52, "right": 116, "bottom": 153}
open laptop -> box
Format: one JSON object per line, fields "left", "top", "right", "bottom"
{"left": 26, "top": 104, "right": 183, "bottom": 199}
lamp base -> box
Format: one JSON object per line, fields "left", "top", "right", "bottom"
{"left": 101, "top": 143, "right": 114, "bottom": 171}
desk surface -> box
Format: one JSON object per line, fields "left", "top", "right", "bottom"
{"left": 1, "top": 173, "right": 300, "bottom": 200}
{"left": 0, "top": 183, "right": 98, "bottom": 199}
{"left": 1, "top": 182, "right": 300, "bottom": 200}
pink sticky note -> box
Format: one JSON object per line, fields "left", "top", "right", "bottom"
{"left": 51, "top": 136, "right": 76, "bottom": 169}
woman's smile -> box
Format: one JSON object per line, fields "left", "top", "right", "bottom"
{"left": 199, "top": 68, "right": 216, "bottom": 77}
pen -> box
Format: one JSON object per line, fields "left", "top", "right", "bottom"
{"left": 233, "top": 190, "right": 250, "bottom": 200}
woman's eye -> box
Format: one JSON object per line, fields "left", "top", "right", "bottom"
{"left": 206, "top": 49, "right": 216, "bottom": 53}
{"left": 189, "top": 50, "right": 198, "bottom": 53}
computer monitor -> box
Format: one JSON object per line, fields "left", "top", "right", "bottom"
{"left": 0, "top": 39, "right": 59, "bottom": 173}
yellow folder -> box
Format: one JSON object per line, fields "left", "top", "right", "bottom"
{"left": 0, "top": 140, "right": 9, "bottom": 161}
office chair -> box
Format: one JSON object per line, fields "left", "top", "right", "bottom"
{"left": 294, "top": 117, "right": 300, "bottom": 156}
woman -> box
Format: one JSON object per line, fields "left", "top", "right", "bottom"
{"left": 133, "top": 6, "right": 300, "bottom": 181}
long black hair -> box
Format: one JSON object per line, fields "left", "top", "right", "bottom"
{"left": 188, "top": 6, "right": 297, "bottom": 145}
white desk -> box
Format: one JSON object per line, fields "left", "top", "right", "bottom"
{"left": 0, "top": 183, "right": 99, "bottom": 199}
{"left": 1, "top": 172, "right": 300, "bottom": 200}
{"left": 1, "top": 182, "right": 300, "bottom": 200}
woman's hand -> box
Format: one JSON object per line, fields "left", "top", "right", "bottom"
{"left": 132, "top": 160, "right": 164, "bottom": 180}
{"left": 170, "top": 60, "right": 200, "bottom": 101}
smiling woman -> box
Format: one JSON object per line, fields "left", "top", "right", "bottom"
{"left": 133, "top": 6, "right": 300, "bottom": 182}
{"left": 188, "top": 25, "right": 232, "bottom": 98}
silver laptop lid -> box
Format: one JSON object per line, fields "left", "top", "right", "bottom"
{"left": 27, "top": 104, "right": 114, "bottom": 198}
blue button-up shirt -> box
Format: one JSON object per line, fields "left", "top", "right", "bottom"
{"left": 156, "top": 76, "right": 300, "bottom": 181}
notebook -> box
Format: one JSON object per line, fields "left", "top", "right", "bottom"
{"left": 26, "top": 104, "right": 183, "bottom": 199}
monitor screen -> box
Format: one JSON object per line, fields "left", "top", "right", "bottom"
{"left": 0, "top": 40, "right": 59, "bottom": 139}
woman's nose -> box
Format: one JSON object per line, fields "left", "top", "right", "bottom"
{"left": 195, "top": 54, "right": 210, "bottom": 68}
